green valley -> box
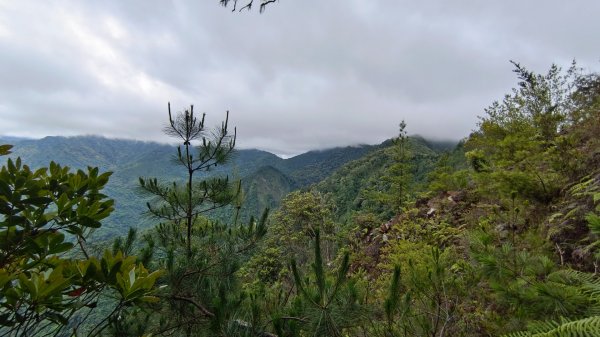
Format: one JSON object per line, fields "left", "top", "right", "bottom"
{"left": 2, "top": 59, "right": 600, "bottom": 337}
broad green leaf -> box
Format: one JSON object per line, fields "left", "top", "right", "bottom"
{"left": 18, "top": 273, "right": 38, "bottom": 299}
{"left": 129, "top": 267, "right": 136, "bottom": 287}
{"left": 49, "top": 242, "right": 74, "bottom": 255}
{"left": 78, "top": 216, "right": 101, "bottom": 228}
{"left": 0, "top": 269, "right": 13, "bottom": 288}
{"left": 38, "top": 267, "right": 70, "bottom": 298}
{"left": 0, "top": 144, "right": 13, "bottom": 156}
{"left": 0, "top": 180, "right": 11, "bottom": 198}
{"left": 22, "top": 197, "right": 52, "bottom": 206}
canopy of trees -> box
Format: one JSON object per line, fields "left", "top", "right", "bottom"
{"left": 2, "top": 62, "right": 600, "bottom": 336}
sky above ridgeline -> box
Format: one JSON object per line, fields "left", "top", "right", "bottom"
{"left": 0, "top": 1, "right": 599, "bottom": 157}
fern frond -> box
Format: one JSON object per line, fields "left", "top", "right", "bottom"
{"left": 503, "top": 316, "right": 600, "bottom": 337}
{"left": 503, "top": 331, "right": 533, "bottom": 337}
{"left": 586, "top": 213, "right": 600, "bottom": 235}
{"left": 527, "top": 318, "right": 562, "bottom": 334}
{"left": 539, "top": 315, "right": 600, "bottom": 336}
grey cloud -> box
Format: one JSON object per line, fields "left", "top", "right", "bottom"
{"left": 1, "top": 0, "right": 599, "bottom": 155}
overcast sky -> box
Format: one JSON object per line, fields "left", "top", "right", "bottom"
{"left": 0, "top": 1, "right": 598, "bottom": 156}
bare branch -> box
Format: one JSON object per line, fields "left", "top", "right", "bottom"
{"left": 220, "top": 0, "right": 278, "bottom": 13}
{"left": 170, "top": 295, "right": 215, "bottom": 318}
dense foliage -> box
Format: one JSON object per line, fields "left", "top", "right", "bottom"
{"left": 0, "top": 146, "right": 161, "bottom": 336}
{"left": 2, "top": 61, "right": 600, "bottom": 336}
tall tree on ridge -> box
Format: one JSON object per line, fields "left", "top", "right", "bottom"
{"left": 387, "top": 120, "right": 413, "bottom": 214}
{"left": 363, "top": 120, "right": 414, "bottom": 218}
{"left": 140, "top": 103, "right": 238, "bottom": 258}
{"left": 134, "top": 104, "right": 269, "bottom": 336}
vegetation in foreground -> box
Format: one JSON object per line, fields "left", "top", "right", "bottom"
{"left": 1, "top": 61, "right": 600, "bottom": 336}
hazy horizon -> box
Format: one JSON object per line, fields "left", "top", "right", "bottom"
{"left": 0, "top": 132, "right": 462, "bottom": 159}
{"left": 1, "top": 1, "right": 598, "bottom": 157}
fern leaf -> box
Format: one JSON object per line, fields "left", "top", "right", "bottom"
{"left": 586, "top": 212, "right": 600, "bottom": 235}
{"left": 504, "top": 316, "right": 600, "bottom": 337}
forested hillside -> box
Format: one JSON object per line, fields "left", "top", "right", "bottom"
{"left": 2, "top": 62, "right": 600, "bottom": 337}
{"left": 315, "top": 136, "right": 453, "bottom": 223}
{"left": 1, "top": 136, "right": 384, "bottom": 239}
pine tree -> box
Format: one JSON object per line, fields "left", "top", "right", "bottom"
{"left": 282, "top": 230, "right": 364, "bottom": 337}
{"left": 387, "top": 120, "right": 413, "bottom": 214}
{"left": 363, "top": 121, "right": 414, "bottom": 218}
{"left": 465, "top": 61, "right": 580, "bottom": 203}
{"left": 139, "top": 103, "right": 238, "bottom": 259}
{"left": 135, "top": 104, "right": 268, "bottom": 336}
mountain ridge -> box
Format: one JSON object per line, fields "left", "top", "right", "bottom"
{"left": 1, "top": 135, "right": 413, "bottom": 239}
